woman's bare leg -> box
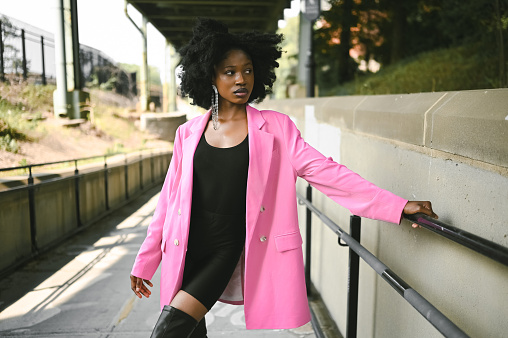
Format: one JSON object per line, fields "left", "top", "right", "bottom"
{"left": 170, "top": 290, "right": 208, "bottom": 321}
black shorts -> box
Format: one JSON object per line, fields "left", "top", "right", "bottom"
{"left": 181, "top": 209, "right": 246, "bottom": 310}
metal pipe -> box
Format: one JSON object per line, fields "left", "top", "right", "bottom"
{"left": 124, "top": 155, "right": 129, "bottom": 200}
{"left": 28, "top": 166, "right": 38, "bottom": 253}
{"left": 0, "top": 21, "right": 4, "bottom": 82}
{"left": 139, "top": 153, "right": 144, "bottom": 189}
{"left": 297, "top": 192, "right": 469, "bottom": 338}
{"left": 124, "top": 0, "right": 149, "bottom": 111}
{"left": 74, "top": 160, "right": 82, "bottom": 227}
{"left": 346, "top": 215, "right": 361, "bottom": 338}
{"left": 21, "top": 29, "right": 27, "bottom": 80}
{"left": 41, "top": 36, "right": 46, "bottom": 85}
{"left": 404, "top": 213, "right": 508, "bottom": 267}
{"left": 70, "top": 0, "right": 82, "bottom": 89}
{"left": 104, "top": 156, "right": 109, "bottom": 211}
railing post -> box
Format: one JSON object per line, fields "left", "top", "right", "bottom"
{"left": 21, "top": 29, "right": 27, "bottom": 81}
{"left": 104, "top": 155, "right": 109, "bottom": 211}
{"left": 346, "top": 215, "right": 361, "bottom": 338}
{"left": 160, "top": 150, "right": 164, "bottom": 178}
{"left": 139, "top": 152, "right": 143, "bottom": 190}
{"left": 150, "top": 150, "right": 154, "bottom": 184}
{"left": 74, "top": 160, "right": 82, "bottom": 227}
{"left": 27, "top": 166, "right": 38, "bottom": 253}
{"left": 305, "top": 184, "right": 312, "bottom": 296}
{"left": 124, "top": 154, "right": 129, "bottom": 200}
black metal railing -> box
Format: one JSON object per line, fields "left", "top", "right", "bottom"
{"left": 299, "top": 184, "right": 508, "bottom": 338}
{"left": 0, "top": 149, "right": 168, "bottom": 255}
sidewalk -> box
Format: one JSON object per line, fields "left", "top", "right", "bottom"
{"left": 0, "top": 186, "right": 316, "bottom": 338}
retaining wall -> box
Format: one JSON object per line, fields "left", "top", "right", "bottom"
{"left": 0, "top": 151, "right": 171, "bottom": 276}
{"left": 257, "top": 89, "right": 508, "bottom": 338}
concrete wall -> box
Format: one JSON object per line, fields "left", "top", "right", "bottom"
{"left": 0, "top": 151, "right": 172, "bottom": 275}
{"left": 257, "top": 89, "right": 508, "bottom": 338}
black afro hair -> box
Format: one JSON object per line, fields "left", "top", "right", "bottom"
{"left": 178, "top": 18, "right": 283, "bottom": 110}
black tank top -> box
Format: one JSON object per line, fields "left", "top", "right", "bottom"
{"left": 191, "top": 133, "right": 249, "bottom": 215}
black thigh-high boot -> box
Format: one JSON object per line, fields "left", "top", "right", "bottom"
{"left": 189, "top": 317, "right": 207, "bottom": 338}
{"left": 150, "top": 305, "right": 198, "bottom": 338}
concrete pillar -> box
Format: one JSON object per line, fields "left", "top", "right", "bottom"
{"left": 53, "top": 0, "right": 70, "bottom": 117}
{"left": 163, "top": 41, "right": 180, "bottom": 113}
{"left": 139, "top": 16, "right": 149, "bottom": 112}
{"left": 298, "top": 13, "right": 311, "bottom": 87}
{"left": 53, "top": 0, "right": 88, "bottom": 119}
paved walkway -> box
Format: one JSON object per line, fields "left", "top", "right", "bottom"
{"left": 0, "top": 186, "right": 316, "bottom": 337}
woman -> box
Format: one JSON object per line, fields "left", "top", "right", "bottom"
{"left": 130, "top": 18, "right": 437, "bottom": 338}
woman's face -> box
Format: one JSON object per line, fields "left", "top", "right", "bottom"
{"left": 213, "top": 49, "right": 254, "bottom": 106}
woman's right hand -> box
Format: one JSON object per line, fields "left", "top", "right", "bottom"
{"left": 130, "top": 274, "right": 153, "bottom": 299}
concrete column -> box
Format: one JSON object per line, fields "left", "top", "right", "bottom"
{"left": 53, "top": 0, "right": 88, "bottom": 119}
{"left": 139, "top": 16, "right": 149, "bottom": 112}
{"left": 298, "top": 13, "right": 311, "bottom": 87}
{"left": 53, "top": 0, "right": 70, "bottom": 117}
{"left": 162, "top": 41, "right": 169, "bottom": 112}
{"left": 64, "top": 0, "right": 74, "bottom": 92}
{"left": 163, "top": 41, "right": 180, "bottom": 112}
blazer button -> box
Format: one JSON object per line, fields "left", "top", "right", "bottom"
{"left": 260, "top": 206, "right": 265, "bottom": 212}
{"left": 174, "top": 239, "right": 179, "bottom": 246}
{"left": 260, "top": 236, "right": 267, "bottom": 242}
{"left": 178, "top": 209, "right": 181, "bottom": 215}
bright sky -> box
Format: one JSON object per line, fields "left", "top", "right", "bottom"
{"left": 0, "top": 0, "right": 301, "bottom": 74}
{"left": 0, "top": 0, "right": 165, "bottom": 71}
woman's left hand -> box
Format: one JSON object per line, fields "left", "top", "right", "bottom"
{"left": 403, "top": 201, "right": 438, "bottom": 228}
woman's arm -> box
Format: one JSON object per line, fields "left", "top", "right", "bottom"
{"left": 281, "top": 114, "right": 436, "bottom": 224}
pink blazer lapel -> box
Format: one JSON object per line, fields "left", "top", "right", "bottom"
{"left": 179, "top": 111, "right": 210, "bottom": 242}
{"left": 178, "top": 106, "right": 274, "bottom": 247}
{"left": 246, "top": 105, "right": 274, "bottom": 246}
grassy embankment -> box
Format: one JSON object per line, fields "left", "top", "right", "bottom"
{"left": 323, "top": 42, "right": 503, "bottom": 96}
{"left": 0, "top": 83, "right": 167, "bottom": 173}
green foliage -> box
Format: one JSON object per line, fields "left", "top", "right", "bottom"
{"left": 0, "top": 107, "right": 26, "bottom": 153}
{"left": 323, "top": 42, "right": 503, "bottom": 96}
{"left": 119, "top": 63, "right": 162, "bottom": 86}
{"left": 0, "top": 83, "right": 55, "bottom": 153}
{"left": 314, "top": 0, "right": 508, "bottom": 91}
{"left": 106, "top": 142, "right": 125, "bottom": 155}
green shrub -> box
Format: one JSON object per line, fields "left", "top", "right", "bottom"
{"left": 324, "top": 42, "right": 504, "bottom": 96}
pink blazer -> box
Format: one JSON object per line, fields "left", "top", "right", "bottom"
{"left": 131, "top": 105, "right": 408, "bottom": 329}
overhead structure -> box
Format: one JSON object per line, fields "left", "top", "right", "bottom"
{"left": 126, "top": 0, "right": 291, "bottom": 49}
{"left": 125, "top": 0, "right": 291, "bottom": 113}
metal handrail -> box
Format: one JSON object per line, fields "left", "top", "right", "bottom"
{"left": 0, "top": 148, "right": 171, "bottom": 259}
{"left": 0, "top": 148, "right": 158, "bottom": 173}
{"left": 404, "top": 213, "right": 508, "bottom": 267}
{"left": 298, "top": 187, "right": 471, "bottom": 338}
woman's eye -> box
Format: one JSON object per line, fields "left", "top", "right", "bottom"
{"left": 245, "top": 69, "right": 252, "bottom": 74}
{"left": 225, "top": 70, "right": 234, "bottom": 75}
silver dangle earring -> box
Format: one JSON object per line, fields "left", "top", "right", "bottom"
{"left": 211, "top": 84, "right": 219, "bottom": 130}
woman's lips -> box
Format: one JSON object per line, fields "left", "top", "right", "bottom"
{"left": 234, "top": 88, "right": 249, "bottom": 97}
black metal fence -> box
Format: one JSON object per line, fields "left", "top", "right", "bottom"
{"left": 0, "top": 149, "right": 171, "bottom": 277}
{"left": 299, "top": 184, "right": 508, "bottom": 338}
{"left": 0, "top": 14, "right": 136, "bottom": 96}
